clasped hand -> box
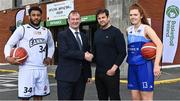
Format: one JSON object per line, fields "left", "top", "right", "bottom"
{"left": 84, "top": 51, "right": 93, "bottom": 62}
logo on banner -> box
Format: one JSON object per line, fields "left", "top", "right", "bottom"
{"left": 162, "top": 0, "right": 180, "bottom": 63}
{"left": 165, "top": 5, "right": 179, "bottom": 46}
{"left": 166, "top": 5, "right": 179, "bottom": 18}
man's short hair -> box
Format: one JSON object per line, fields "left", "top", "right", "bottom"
{"left": 68, "top": 10, "right": 80, "bottom": 19}
{"left": 96, "top": 8, "right": 109, "bottom": 18}
{"left": 28, "top": 6, "right": 42, "bottom": 15}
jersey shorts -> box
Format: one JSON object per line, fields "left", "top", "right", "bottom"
{"left": 127, "top": 61, "right": 154, "bottom": 91}
{"left": 18, "top": 65, "right": 50, "bottom": 99}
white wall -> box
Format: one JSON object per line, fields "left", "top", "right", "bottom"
{"left": 0, "top": 0, "right": 13, "bottom": 10}
{"left": 106, "top": 0, "right": 136, "bottom": 33}
{"left": 22, "top": 0, "right": 39, "bottom": 5}
{"left": 0, "top": 0, "right": 39, "bottom": 11}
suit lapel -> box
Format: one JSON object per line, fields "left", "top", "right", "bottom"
{"left": 67, "top": 28, "right": 81, "bottom": 50}
{"left": 67, "top": 28, "right": 76, "bottom": 42}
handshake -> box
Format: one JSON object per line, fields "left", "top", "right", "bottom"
{"left": 84, "top": 51, "right": 94, "bottom": 62}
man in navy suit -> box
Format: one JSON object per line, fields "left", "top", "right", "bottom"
{"left": 55, "top": 10, "right": 93, "bottom": 100}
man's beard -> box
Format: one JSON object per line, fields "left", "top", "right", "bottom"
{"left": 101, "top": 22, "right": 109, "bottom": 29}
{"left": 30, "top": 18, "right": 41, "bottom": 27}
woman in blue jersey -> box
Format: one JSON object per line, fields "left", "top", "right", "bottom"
{"left": 126, "top": 3, "right": 163, "bottom": 100}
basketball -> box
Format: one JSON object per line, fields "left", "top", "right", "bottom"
{"left": 10, "top": 47, "right": 28, "bottom": 64}
{"left": 141, "top": 42, "right": 156, "bottom": 60}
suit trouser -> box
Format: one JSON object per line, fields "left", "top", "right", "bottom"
{"left": 57, "top": 75, "right": 86, "bottom": 100}
{"left": 95, "top": 72, "right": 120, "bottom": 100}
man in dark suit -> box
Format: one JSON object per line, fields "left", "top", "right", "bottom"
{"left": 55, "top": 10, "right": 93, "bottom": 100}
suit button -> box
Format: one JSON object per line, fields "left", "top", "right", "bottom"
{"left": 80, "top": 63, "right": 82, "bottom": 66}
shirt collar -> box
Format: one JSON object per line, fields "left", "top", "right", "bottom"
{"left": 69, "top": 27, "right": 80, "bottom": 34}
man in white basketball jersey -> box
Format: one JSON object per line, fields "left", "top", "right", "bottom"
{"left": 4, "top": 6, "right": 55, "bottom": 100}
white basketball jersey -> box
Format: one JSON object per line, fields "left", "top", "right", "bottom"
{"left": 4, "top": 24, "right": 55, "bottom": 69}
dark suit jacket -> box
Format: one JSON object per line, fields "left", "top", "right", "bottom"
{"left": 55, "top": 28, "right": 92, "bottom": 82}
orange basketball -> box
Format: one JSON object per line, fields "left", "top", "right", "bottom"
{"left": 10, "top": 47, "right": 28, "bottom": 64}
{"left": 141, "top": 42, "right": 156, "bottom": 60}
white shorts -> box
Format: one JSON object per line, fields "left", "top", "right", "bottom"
{"left": 18, "top": 66, "right": 50, "bottom": 99}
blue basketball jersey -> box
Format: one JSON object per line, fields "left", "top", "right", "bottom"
{"left": 127, "top": 24, "right": 154, "bottom": 91}
{"left": 127, "top": 24, "right": 151, "bottom": 65}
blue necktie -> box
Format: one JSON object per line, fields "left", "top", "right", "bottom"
{"left": 75, "top": 32, "right": 82, "bottom": 50}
